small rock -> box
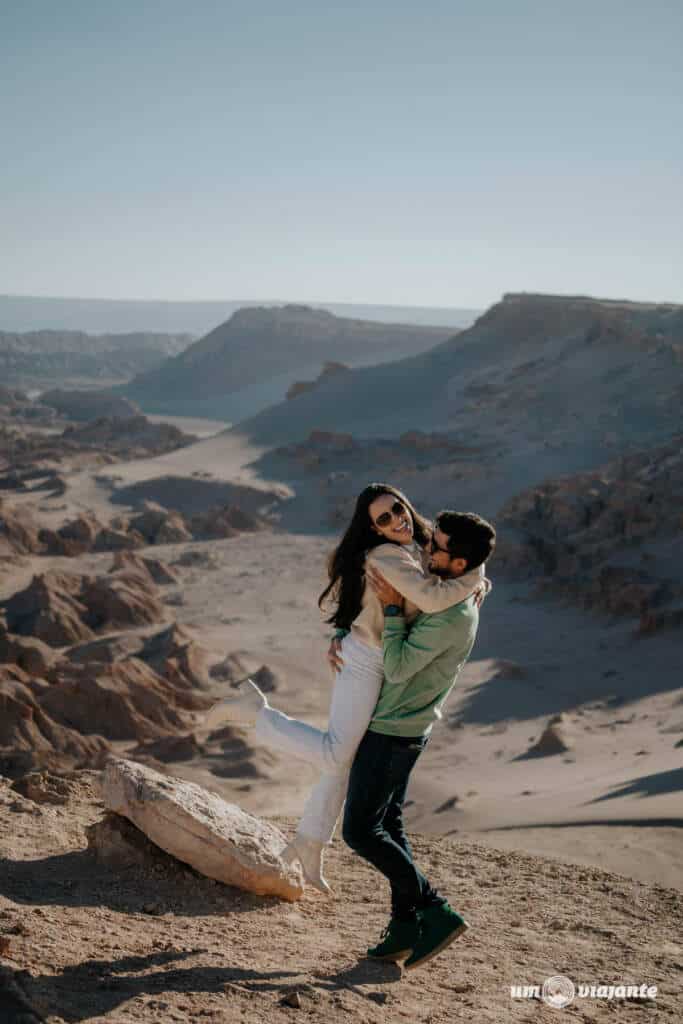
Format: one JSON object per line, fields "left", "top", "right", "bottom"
{"left": 435, "top": 796, "right": 460, "bottom": 813}
{"left": 142, "top": 903, "right": 163, "bottom": 916}
{"left": 281, "top": 991, "right": 302, "bottom": 1008}
{"left": 11, "top": 771, "right": 73, "bottom": 806}
{"left": 524, "top": 713, "right": 574, "bottom": 757}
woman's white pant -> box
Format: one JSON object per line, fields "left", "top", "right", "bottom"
{"left": 253, "top": 634, "right": 384, "bottom": 844}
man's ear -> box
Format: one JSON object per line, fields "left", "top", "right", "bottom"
{"left": 450, "top": 557, "right": 468, "bottom": 576}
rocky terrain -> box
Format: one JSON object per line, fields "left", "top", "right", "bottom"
{"left": 236, "top": 294, "right": 682, "bottom": 460}
{"left": 124, "top": 304, "right": 456, "bottom": 421}
{"left": 0, "top": 329, "right": 191, "bottom": 390}
{"left": 37, "top": 391, "right": 141, "bottom": 423}
{"left": 0, "top": 769, "right": 680, "bottom": 1023}
{"left": 0, "top": 548, "right": 255, "bottom": 784}
{"left": 286, "top": 361, "right": 351, "bottom": 400}
{"left": 496, "top": 435, "right": 683, "bottom": 629}
{"left": 0, "top": 397, "right": 198, "bottom": 556}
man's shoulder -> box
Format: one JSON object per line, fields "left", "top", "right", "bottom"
{"left": 417, "top": 594, "right": 479, "bottom": 626}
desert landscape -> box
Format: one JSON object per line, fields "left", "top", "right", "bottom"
{"left": 0, "top": 292, "right": 681, "bottom": 1020}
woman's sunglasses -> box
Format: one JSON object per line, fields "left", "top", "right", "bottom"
{"left": 373, "top": 500, "right": 408, "bottom": 529}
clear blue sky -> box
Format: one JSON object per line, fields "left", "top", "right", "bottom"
{"left": 1, "top": 1, "right": 681, "bottom": 308}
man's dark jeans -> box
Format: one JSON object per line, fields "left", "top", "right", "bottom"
{"left": 342, "top": 729, "right": 445, "bottom": 921}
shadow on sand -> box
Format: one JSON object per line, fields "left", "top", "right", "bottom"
{"left": 3, "top": 941, "right": 402, "bottom": 1022}
{"left": 587, "top": 766, "right": 683, "bottom": 804}
{"left": 0, "top": 847, "right": 279, "bottom": 918}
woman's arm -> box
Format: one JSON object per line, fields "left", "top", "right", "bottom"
{"left": 366, "top": 543, "right": 486, "bottom": 614}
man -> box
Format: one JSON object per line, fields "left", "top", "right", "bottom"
{"left": 341, "top": 510, "right": 495, "bottom": 971}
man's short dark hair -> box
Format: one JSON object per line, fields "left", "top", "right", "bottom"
{"left": 435, "top": 511, "right": 496, "bottom": 570}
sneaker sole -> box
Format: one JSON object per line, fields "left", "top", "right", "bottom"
{"left": 367, "top": 948, "right": 413, "bottom": 962}
{"left": 404, "top": 921, "right": 469, "bottom": 972}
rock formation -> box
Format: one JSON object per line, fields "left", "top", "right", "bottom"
{"left": 2, "top": 572, "right": 95, "bottom": 647}
{"left": 125, "top": 304, "right": 452, "bottom": 419}
{"left": 191, "top": 503, "right": 261, "bottom": 539}
{"left": 0, "top": 627, "right": 57, "bottom": 677}
{"left": 40, "top": 660, "right": 188, "bottom": 742}
{"left": 110, "top": 549, "right": 180, "bottom": 585}
{"left": 497, "top": 435, "right": 683, "bottom": 621}
{"left": 129, "top": 501, "right": 193, "bottom": 544}
{"left": 0, "top": 328, "right": 190, "bottom": 390}
{"left": 237, "top": 293, "right": 683, "bottom": 450}
{"left": 39, "top": 389, "right": 141, "bottom": 421}
{"left": 524, "top": 714, "right": 574, "bottom": 757}
{"left": 102, "top": 758, "right": 304, "bottom": 900}
{"left": 81, "top": 570, "right": 164, "bottom": 630}
{"left": 286, "top": 361, "right": 351, "bottom": 400}
{"left": 0, "top": 498, "right": 44, "bottom": 557}
{"left": 138, "top": 622, "right": 210, "bottom": 696}
{"left": 0, "top": 664, "right": 111, "bottom": 777}
{"left": 1, "top": 566, "right": 164, "bottom": 646}
{"left": 39, "top": 512, "right": 104, "bottom": 556}
{"left": 62, "top": 414, "right": 195, "bottom": 457}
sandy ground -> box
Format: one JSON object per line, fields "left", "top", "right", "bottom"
{"left": 145, "top": 414, "right": 230, "bottom": 439}
{"left": 1, "top": 773, "right": 681, "bottom": 1024}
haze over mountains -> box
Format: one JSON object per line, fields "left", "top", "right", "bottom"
{"left": 0, "top": 293, "right": 480, "bottom": 335}
{"left": 124, "top": 304, "right": 457, "bottom": 421}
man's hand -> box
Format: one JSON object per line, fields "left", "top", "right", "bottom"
{"left": 327, "top": 636, "right": 344, "bottom": 673}
{"left": 366, "top": 567, "right": 404, "bottom": 610}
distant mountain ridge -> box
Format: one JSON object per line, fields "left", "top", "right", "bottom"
{"left": 0, "top": 329, "right": 191, "bottom": 389}
{"left": 124, "top": 304, "right": 458, "bottom": 421}
{"left": 233, "top": 292, "right": 683, "bottom": 465}
{"left": 0, "top": 294, "right": 480, "bottom": 334}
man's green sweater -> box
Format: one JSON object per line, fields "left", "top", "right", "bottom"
{"left": 369, "top": 595, "right": 479, "bottom": 739}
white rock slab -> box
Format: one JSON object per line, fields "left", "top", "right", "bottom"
{"left": 102, "top": 758, "right": 304, "bottom": 901}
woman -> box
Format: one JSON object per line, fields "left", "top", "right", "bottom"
{"left": 204, "top": 483, "right": 487, "bottom": 892}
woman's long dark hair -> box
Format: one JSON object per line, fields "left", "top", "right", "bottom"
{"left": 318, "top": 482, "right": 432, "bottom": 631}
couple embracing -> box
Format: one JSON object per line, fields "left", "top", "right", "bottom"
{"left": 205, "top": 482, "right": 495, "bottom": 971}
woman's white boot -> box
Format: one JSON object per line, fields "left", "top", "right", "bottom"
{"left": 281, "top": 835, "right": 333, "bottom": 896}
{"left": 203, "top": 679, "right": 267, "bottom": 731}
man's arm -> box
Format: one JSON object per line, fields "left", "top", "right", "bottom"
{"left": 366, "top": 565, "right": 470, "bottom": 685}
{"left": 367, "top": 543, "right": 485, "bottom": 614}
{"left": 382, "top": 611, "right": 458, "bottom": 685}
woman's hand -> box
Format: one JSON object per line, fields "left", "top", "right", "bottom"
{"left": 327, "top": 636, "right": 344, "bottom": 673}
{"left": 366, "top": 568, "right": 404, "bottom": 609}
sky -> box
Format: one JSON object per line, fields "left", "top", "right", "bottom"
{"left": 1, "top": 0, "right": 682, "bottom": 309}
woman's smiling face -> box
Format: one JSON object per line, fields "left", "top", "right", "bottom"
{"left": 368, "top": 495, "right": 414, "bottom": 545}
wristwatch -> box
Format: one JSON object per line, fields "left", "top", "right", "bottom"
{"left": 384, "top": 604, "right": 403, "bottom": 616}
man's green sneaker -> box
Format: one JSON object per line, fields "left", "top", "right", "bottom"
{"left": 404, "top": 902, "right": 469, "bottom": 971}
{"left": 367, "top": 917, "right": 421, "bottom": 962}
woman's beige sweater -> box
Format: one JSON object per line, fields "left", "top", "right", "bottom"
{"left": 344, "top": 540, "right": 487, "bottom": 650}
